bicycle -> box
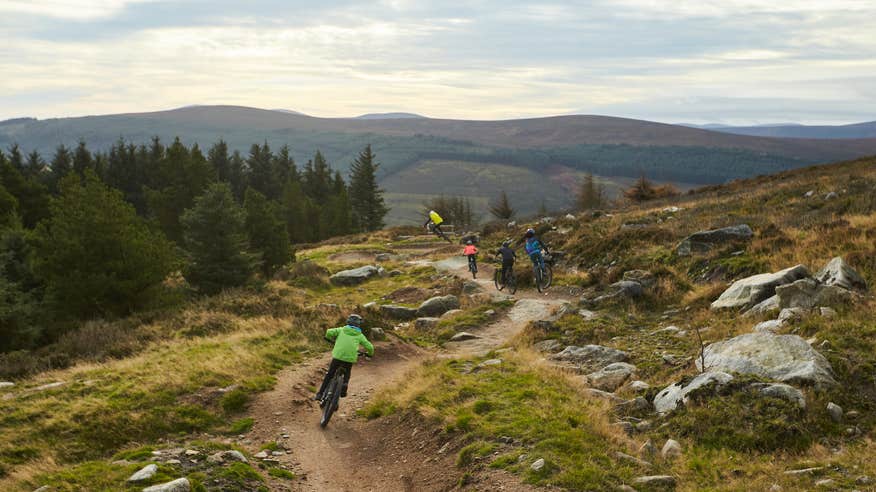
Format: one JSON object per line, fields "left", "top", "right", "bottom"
{"left": 533, "top": 251, "right": 563, "bottom": 293}
{"left": 493, "top": 260, "right": 517, "bottom": 294}
{"left": 426, "top": 223, "right": 453, "bottom": 244}
{"left": 318, "top": 351, "right": 370, "bottom": 429}
{"left": 467, "top": 254, "right": 478, "bottom": 279}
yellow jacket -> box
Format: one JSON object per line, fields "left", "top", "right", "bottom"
{"left": 429, "top": 210, "right": 443, "bottom": 225}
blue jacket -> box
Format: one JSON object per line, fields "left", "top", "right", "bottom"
{"left": 525, "top": 237, "right": 545, "bottom": 256}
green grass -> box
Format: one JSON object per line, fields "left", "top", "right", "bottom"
{"left": 268, "top": 467, "right": 296, "bottom": 480}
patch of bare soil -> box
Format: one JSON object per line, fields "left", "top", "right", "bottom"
{"left": 383, "top": 286, "right": 434, "bottom": 304}
{"left": 328, "top": 251, "right": 382, "bottom": 263}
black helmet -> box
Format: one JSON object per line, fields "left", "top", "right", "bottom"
{"left": 525, "top": 228, "right": 535, "bottom": 238}
{"left": 466, "top": 240, "right": 473, "bottom": 245}
{"left": 346, "top": 314, "right": 363, "bottom": 327}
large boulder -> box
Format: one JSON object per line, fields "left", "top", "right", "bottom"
{"left": 697, "top": 332, "right": 836, "bottom": 387}
{"left": 676, "top": 224, "right": 753, "bottom": 256}
{"left": 654, "top": 371, "right": 734, "bottom": 413}
{"left": 379, "top": 304, "right": 418, "bottom": 320}
{"left": 329, "top": 265, "right": 379, "bottom": 286}
{"left": 416, "top": 295, "right": 460, "bottom": 317}
{"left": 549, "top": 345, "right": 629, "bottom": 372}
{"left": 710, "top": 265, "right": 811, "bottom": 311}
{"left": 744, "top": 295, "right": 781, "bottom": 317}
{"left": 775, "top": 278, "right": 852, "bottom": 309}
{"left": 816, "top": 257, "right": 867, "bottom": 291}
{"left": 586, "top": 362, "right": 637, "bottom": 392}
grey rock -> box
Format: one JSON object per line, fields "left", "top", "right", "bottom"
{"left": 752, "top": 383, "right": 806, "bottom": 409}
{"left": 414, "top": 317, "right": 440, "bottom": 329}
{"left": 778, "top": 307, "right": 808, "bottom": 323}
{"left": 815, "top": 479, "right": 835, "bottom": 488}
{"left": 816, "top": 256, "right": 867, "bottom": 291}
{"left": 617, "top": 485, "right": 637, "bottom": 492}
{"left": 379, "top": 304, "right": 418, "bottom": 320}
{"left": 615, "top": 451, "right": 651, "bottom": 468}
{"left": 389, "top": 270, "right": 402, "bottom": 277}
{"left": 530, "top": 458, "right": 546, "bottom": 472}
{"left": 534, "top": 339, "right": 563, "bottom": 353}
{"left": 824, "top": 191, "right": 838, "bottom": 200}
{"left": 329, "top": 265, "right": 379, "bottom": 286}
{"left": 784, "top": 467, "right": 824, "bottom": 475}
{"left": 769, "top": 485, "right": 782, "bottom": 492}
{"left": 776, "top": 278, "right": 852, "bottom": 309}
{"left": 677, "top": 224, "right": 753, "bottom": 256}
{"left": 207, "top": 450, "right": 247, "bottom": 464}
{"left": 819, "top": 307, "right": 838, "bottom": 318}
{"left": 550, "top": 345, "right": 629, "bottom": 372}
{"left": 610, "top": 280, "right": 644, "bottom": 298}
{"left": 476, "top": 359, "right": 502, "bottom": 369}
{"left": 827, "top": 402, "right": 843, "bottom": 422}
{"left": 745, "top": 295, "right": 781, "bottom": 317}
{"left": 584, "top": 388, "right": 626, "bottom": 404}
{"left": 32, "top": 487, "right": 51, "bottom": 492}
{"left": 127, "top": 464, "right": 158, "bottom": 482}
{"left": 142, "top": 478, "right": 191, "bottom": 492}
{"left": 632, "top": 475, "right": 676, "bottom": 487}
{"left": 856, "top": 476, "right": 872, "bottom": 485}
{"left": 586, "top": 362, "right": 637, "bottom": 392}
{"left": 362, "top": 301, "right": 377, "bottom": 309}
{"left": 462, "top": 281, "right": 483, "bottom": 294}
{"left": 578, "top": 309, "right": 598, "bottom": 320}
{"left": 375, "top": 253, "right": 393, "bottom": 262}
{"left": 623, "top": 270, "right": 655, "bottom": 287}
{"left": 661, "top": 439, "right": 682, "bottom": 460}
{"left": 33, "top": 381, "right": 65, "bottom": 392}
{"left": 711, "top": 265, "right": 810, "bottom": 311}
{"left": 450, "top": 332, "right": 480, "bottom": 342}
{"left": 654, "top": 372, "right": 734, "bottom": 414}
{"left": 629, "top": 380, "right": 650, "bottom": 391}
{"left": 804, "top": 190, "right": 815, "bottom": 198}
{"left": 699, "top": 332, "right": 837, "bottom": 387}
{"left": 753, "top": 319, "right": 784, "bottom": 333}
{"left": 0, "top": 382, "right": 13, "bottom": 389}
{"left": 416, "top": 295, "right": 460, "bottom": 317}
{"left": 441, "top": 309, "right": 463, "bottom": 319}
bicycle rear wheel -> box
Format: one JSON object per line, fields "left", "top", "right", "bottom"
{"left": 537, "top": 264, "right": 553, "bottom": 291}
{"left": 494, "top": 268, "right": 505, "bottom": 291}
{"left": 319, "top": 373, "right": 343, "bottom": 428}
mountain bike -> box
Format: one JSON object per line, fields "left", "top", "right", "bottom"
{"left": 426, "top": 223, "right": 453, "bottom": 243}
{"left": 467, "top": 254, "right": 478, "bottom": 279}
{"left": 493, "top": 260, "right": 517, "bottom": 294}
{"left": 318, "top": 351, "right": 369, "bottom": 429}
{"left": 533, "top": 251, "right": 562, "bottom": 293}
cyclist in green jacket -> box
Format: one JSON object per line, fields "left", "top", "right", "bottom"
{"left": 315, "top": 314, "right": 375, "bottom": 402}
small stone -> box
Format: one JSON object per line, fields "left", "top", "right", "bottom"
{"left": 617, "top": 486, "right": 636, "bottom": 492}
{"left": 634, "top": 420, "right": 651, "bottom": 432}
{"left": 629, "top": 380, "right": 650, "bottom": 391}
{"left": 661, "top": 439, "right": 682, "bottom": 460}
{"left": 855, "top": 476, "right": 872, "bottom": 485}
{"left": 165, "top": 459, "right": 181, "bottom": 465}
{"left": 184, "top": 449, "right": 199, "bottom": 456}
{"left": 142, "top": 478, "right": 191, "bottom": 492}
{"left": 127, "top": 464, "right": 158, "bottom": 482}
{"left": 632, "top": 475, "right": 676, "bottom": 487}
{"left": 449, "top": 332, "right": 480, "bottom": 342}
{"left": 0, "top": 382, "right": 14, "bottom": 389}
{"left": 819, "top": 307, "right": 838, "bottom": 318}
{"left": 254, "top": 451, "right": 268, "bottom": 459}
{"left": 475, "top": 359, "right": 502, "bottom": 370}
{"left": 846, "top": 410, "right": 860, "bottom": 420}
{"left": 33, "top": 381, "right": 65, "bottom": 392}
{"left": 271, "top": 451, "right": 284, "bottom": 456}
{"left": 32, "top": 487, "right": 51, "bottom": 492}
{"left": 484, "top": 309, "right": 496, "bottom": 316}
{"left": 815, "top": 479, "right": 835, "bottom": 488}
{"left": 784, "top": 467, "right": 824, "bottom": 475}
{"left": 827, "top": 402, "right": 843, "bottom": 422}
{"left": 530, "top": 458, "right": 546, "bottom": 472}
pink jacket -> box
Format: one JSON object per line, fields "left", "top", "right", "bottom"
{"left": 463, "top": 245, "right": 478, "bottom": 256}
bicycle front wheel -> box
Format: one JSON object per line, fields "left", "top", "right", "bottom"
{"left": 508, "top": 272, "right": 518, "bottom": 294}
{"left": 537, "top": 265, "right": 552, "bottom": 291}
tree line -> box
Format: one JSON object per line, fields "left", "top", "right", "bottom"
{"left": 0, "top": 138, "right": 388, "bottom": 352}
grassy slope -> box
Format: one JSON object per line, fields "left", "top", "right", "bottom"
{"left": 365, "top": 156, "right": 876, "bottom": 490}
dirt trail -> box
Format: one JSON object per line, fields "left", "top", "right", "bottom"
{"left": 244, "top": 251, "right": 572, "bottom": 491}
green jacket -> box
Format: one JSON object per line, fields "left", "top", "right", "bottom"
{"left": 326, "top": 325, "right": 374, "bottom": 363}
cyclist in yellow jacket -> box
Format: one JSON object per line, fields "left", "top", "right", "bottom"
{"left": 424, "top": 210, "right": 451, "bottom": 242}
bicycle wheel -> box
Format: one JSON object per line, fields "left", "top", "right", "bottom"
{"left": 319, "top": 373, "right": 343, "bottom": 428}
{"left": 537, "top": 264, "right": 553, "bottom": 291}
{"left": 494, "top": 268, "right": 505, "bottom": 291}
{"left": 508, "top": 271, "right": 518, "bottom": 294}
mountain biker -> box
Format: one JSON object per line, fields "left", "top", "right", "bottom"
{"left": 496, "top": 240, "right": 517, "bottom": 284}
{"left": 315, "top": 314, "right": 374, "bottom": 404}
{"left": 463, "top": 240, "right": 478, "bottom": 276}
{"left": 524, "top": 228, "right": 550, "bottom": 277}
{"left": 424, "top": 209, "right": 445, "bottom": 236}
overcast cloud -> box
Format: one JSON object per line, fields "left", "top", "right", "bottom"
{"left": 1, "top": 0, "right": 874, "bottom": 124}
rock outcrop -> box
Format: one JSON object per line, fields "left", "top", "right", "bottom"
{"left": 416, "top": 295, "right": 460, "bottom": 317}
{"left": 379, "top": 304, "right": 418, "bottom": 320}
{"left": 816, "top": 257, "right": 867, "bottom": 291}
{"left": 586, "top": 362, "right": 637, "bottom": 392}
{"left": 329, "top": 265, "right": 379, "bottom": 286}
{"left": 677, "top": 224, "right": 753, "bottom": 256}
{"left": 697, "top": 332, "right": 836, "bottom": 387}
{"left": 550, "top": 345, "right": 629, "bottom": 372}
{"left": 711, "top": 265, "right": 810, "bottom": 311}
{"left": 775, "top": 278, "right": 851, "bottom": 309}
{"left": 654, "top": 371, "right": 734, "bottom": 413}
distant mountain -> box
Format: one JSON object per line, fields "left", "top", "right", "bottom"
{"left": 355, "top": 112, "right": 426, "bottom": 120}
{"left": 3, "top": 105, "right": 876, "bottom": 223}
{"left": 271, "top": 109, "right": 308, "bottom": 116}
{"left": 709, "top": 121, "right": 876, "bottom": 139}
{"left": 0, "top": 117, "right": 37, "bottom": 127}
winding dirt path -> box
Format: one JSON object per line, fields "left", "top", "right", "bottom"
{"left": 243, "top": 252, "right": 572, "bottom": 491}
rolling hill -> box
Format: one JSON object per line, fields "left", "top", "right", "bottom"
{"left": 709, "top": 120, "right": 876, "bottom": 139}
{"left": 3, "top": 105, "right": 876, "bottom": 223}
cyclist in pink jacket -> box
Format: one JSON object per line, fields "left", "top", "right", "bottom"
{"left": 463, "top": 240, "right": 478, "bottom": 279}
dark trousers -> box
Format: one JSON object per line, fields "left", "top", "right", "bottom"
{"left": 501, "top": 260, "right": 514, "bottom": 282}
{"left": 317, "top": 358, "right": 353, "bottom": 398}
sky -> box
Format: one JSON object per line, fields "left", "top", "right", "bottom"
{"left": 1, "top": 0, "right": 875, "bottom": 125}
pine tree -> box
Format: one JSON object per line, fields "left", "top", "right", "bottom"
{"left": 0, "top": 227, "right": 42, "bottom": 351}
{"left": 72, "top": 139, "right": 93, "bottom": 176}
{"left": 280, "top": 176, "right": 308, "bottom": 244}
{"left": 181, "top": 183, "right": 257, "bottom": 294}
{"left": 7, "top": 144, "right": 24, "bottom": 172}
{"left": 244, "top": 188, "right": 292, "bottom": 276}
{"left": 246, "top": 141, "right": 274, "bottom": 199}
{"left": 488, "top": 190, "right": 515, "bottom": 220}
{"left": 25, "top": 150, "right": 45, "bottom": 179}
{"left": 228, "top": 150, "right": 246, "bottom": 200}
{"left": 33, "top": 170, "right": 177, "bottom": 319}
{"left": 577, "top": 173, "right": 606, "bottom": 210}
{"left": 272, "top": 145, "right": 296, "bottom": 199}
{"left": 50, "top": 144, "right": 73, "bottom": 191}
{"left": 0, "top": 181, "right": 18, "bottom": 229}
{"left": 624, "top": 175, "right": 656, "bottom": 202}
{"left": 326, "top": 171, "right": 352, "bottom": 236}
{"left": 348, "top": 144, "right": 388, "bottom": 232}
{"left": 0, "top": 155, "right": 50, "bottom": 228}
{"left": 208, "top": 139, "right": 231, "bottom": 183}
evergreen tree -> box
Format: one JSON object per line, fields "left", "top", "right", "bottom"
{"left": 348, "top": 144, "right": 388, "bottom": 232}
{"left": 50, "top": 144, "right": 73, "bottom": 191}
{"left": 623, "top": 174, "right": 678, "bottom": 202}
{"left": 244, "top": 188, "right": 292, "bottom": 276}
{"left": 25, "top": 150, "right": 46, "bottom": 179}
{"left": 208, "top": 139, "right": 231, "bottom": 183}
{"left": 228, "top": 150, "right": 247, "bottom": 200}
{"left": 325, "top": 171, "right": 352, "bottom": 237}
{"left": 271, "top": 145, "right": 296, "bottom": 199}
{"left": 280, "top": 176, "right": 308, "bottom": 244}
{"left": 488, "top": 190, "right": 515, "bottom": 220}
{"left": 0, "top": 227, "right": 42, "bottom": 351}
{"left": 0, "top": 181, "right": 18, "bottom": 229}
{"left": 0, "top": 155, "right": 50, "bottom": 228}
{"left": 577, "top": 173, "right": 606, "bottom": 210}
{"left": 246, "top": 141, "right": 274, "bottom": 199}
{"left": 181, "top": 183, "right": 257, "bottom": 294}
{"left": 7, "top": 144, "right": 24, "bottom": 172}
{"left": 72, "top": 139, "right": 93, "bottom": 176}
{"left": 33, "top": 171, "right": 177, "bottom": 319}
{"left": 302, "top": 151, "right": 332, "bottom": 201}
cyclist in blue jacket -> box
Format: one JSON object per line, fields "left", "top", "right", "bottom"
{"left": 524, "top": 228, "right": 550, "bottom": 275}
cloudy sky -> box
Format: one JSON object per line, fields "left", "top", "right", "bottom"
{"left": 1, "top": 0, "right": 875, "bottom": 124}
